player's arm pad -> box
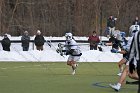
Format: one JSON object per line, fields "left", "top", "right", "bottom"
{"left": 62, "top": 50, "right": 66, "bottom": 52}
{"left": 71, "top": 53, "right": 82, "bottom": 56}
{"left": 65, "top": 50, "right": 71, "bottom": 55}
{"left": 65, "top": 49, "right": 74, "bottom": 55}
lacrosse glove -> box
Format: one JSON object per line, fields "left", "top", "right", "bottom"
{"left": 111, "top": 48, "right": 119, "bottom": 53}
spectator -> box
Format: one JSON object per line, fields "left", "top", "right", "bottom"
{"left": 34, "top": 30, "right": 45, "bottom": 51}
{"left": 21, "top": 31, "right": 30, "bottom": 51}
{"left": 1, "top": 34, "right": 11, "bottom": 51}
{"left": 107, "top": 15, "right": 117, "bottom": 36}
{"left": 88, "top": 31, "right": 100, "bottom": 50}
{"left": 132, "top": 16, "right": 140, "bottom": 25}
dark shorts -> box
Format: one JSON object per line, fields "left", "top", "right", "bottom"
{"left": 123, "top": 53, "right": 129, "bottom": 61}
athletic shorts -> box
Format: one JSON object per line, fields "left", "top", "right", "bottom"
{"left": 67, "top": 55, "right": 80, "bottom": 62}
{"left": 126, "top": 57, "right": 137, "bottom": 68}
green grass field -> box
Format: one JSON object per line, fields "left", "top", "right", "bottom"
{"left": 0, "top": 62, "right": 137, "bottom": 93}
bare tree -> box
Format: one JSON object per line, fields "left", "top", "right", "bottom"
{"left": 0, "top": 0, "right": 140, "bottom": 36}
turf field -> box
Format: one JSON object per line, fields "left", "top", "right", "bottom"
{"left": 0, "top": 62, "right": 137, "bottom": 93}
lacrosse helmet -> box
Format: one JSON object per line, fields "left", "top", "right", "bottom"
{"left": 65, "top": 32, "right": 73, "bottom": 40}
{"left": 129, "top": 25, "right": 140, "bottom": 36}
{"left": 120, "top": 32, "right": 126, "bottom": 38}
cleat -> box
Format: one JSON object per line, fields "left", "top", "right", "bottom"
{"left": 72, "top": 70, "right": 76, "bottom": 75}
{"left": 109, "top": 84, "right": 120, "bottom": 92}
{"left": 117, "top": 73, "right": 122, "bottom": 76}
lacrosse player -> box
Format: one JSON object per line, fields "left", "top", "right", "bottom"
{"left": 63, "top": 32, "right": 82, "bottom": 75}
{"left": 109, "top": 25, "right": 140, "bottom": 92}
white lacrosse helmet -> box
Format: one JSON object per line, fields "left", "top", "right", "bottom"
{"left": 129, "top": 25, "right": 140, "bottom": 36}
{"left": 65, "top": 32, "right": 73, "bottom": 40}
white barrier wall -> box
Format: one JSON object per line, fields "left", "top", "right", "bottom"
{"left": 0, "top": 50, "right": 122, "bottom": 62}
{"left": 0, "top": 36, "right": 122, "bottom": 62}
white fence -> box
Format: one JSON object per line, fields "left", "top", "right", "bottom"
{"left": 0, "top": 36, "right": 122, "bottom": 62}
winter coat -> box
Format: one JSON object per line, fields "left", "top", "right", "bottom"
{"left": 107, "top": 18, "right": 116, "bottom": 28}
{"left": 1, "top": 37, "right": 11, "bottom": 51}
{"left": 88, "top": 35, "right": 100, "bottom": 46}
{"left": 132, "top": 20, "right": 140, "bottom": 25}
{"left": 34, "top": 35, "right": 45, "bottom": 46}
{"left": 21, "top": 35, "right": 30, "bottom": 47}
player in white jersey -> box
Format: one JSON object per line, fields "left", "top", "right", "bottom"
{"left": 64, "top": 32, "right": 82, "bottom": 75}
{"left": 117, "top": 36, "right": 132, "bottom": 76}
{"left": 109, "top": 25, "right": 140, "bottom": 91}
{"left": 116, "top": 25, "right": 140, "bottom": 76}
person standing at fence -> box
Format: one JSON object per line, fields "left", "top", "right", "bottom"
{"left": 107, "top": 15, "right": 117, "bottom": 36}
{"left": 129, "top": 30, "right": 140, "bottom": 93}
{"left": 1, "top": 34, "right": 11, "bottom": 51}
{"left": 132, "top": 16, "right": 140, "bottom": 25}
{"left": 88, "top": 31, "right": 100, "bottom": 50}
{"left": 34, "top": 30, "right": 45, "bottom": 51}
{"left": 21, "top": 31, "right": 30, "bottom": 51}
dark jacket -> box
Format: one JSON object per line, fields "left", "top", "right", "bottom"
{"left": 132, "top": 20, "right": 140, "bottom": 25}
{"left": 109, "top": 36, "right": 122, "bottom": 49}
{"left": 21, "top": 35, "right": 30, "bottom": 47}
{"left": 107, "top": 18, "right": 116, "bottom": 28}
{"left": 1, "top": 37, "right": 11, "bottom": 51}
{"left": 34, "top": 35, "right": 45, "bottom": 46}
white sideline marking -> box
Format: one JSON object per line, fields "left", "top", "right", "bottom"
{"left": 14, "top": 67, "right": 19, "bottom": 68}
{"left": 0, "top": 64, "right": 49, "bottom": 70}
{"left": 0, "top": 76, "right": 8, "bottom": 77}
{"left": 34, "top": 65, "right": 41, "bottom": 66}
{"left": 1, "top": 68, "right": 7, "bottom": 69}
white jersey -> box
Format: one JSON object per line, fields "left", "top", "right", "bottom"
{"left": 65, "top": 39, "right": 81, "bottom": 55}
{"left": 64, "top": 39, "right": 81, "bottom": 61}
{"left": 123, "top": 37, "right": 133, "bottom": 51}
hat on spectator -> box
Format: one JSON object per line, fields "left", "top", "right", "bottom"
{"left": 37, "top": 30, "right": 41, "bottom": 35}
